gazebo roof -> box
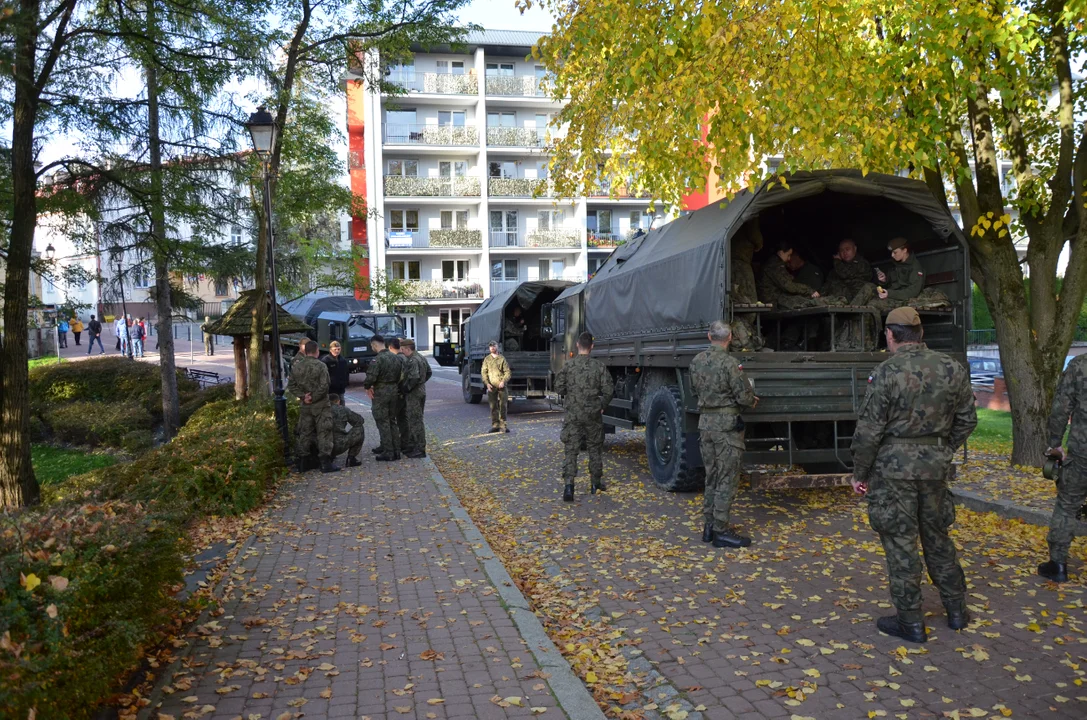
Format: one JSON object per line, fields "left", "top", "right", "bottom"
{"left": 205, "top": 289, "right": 311, "bottom": 337}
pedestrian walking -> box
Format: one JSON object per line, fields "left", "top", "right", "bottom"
{"left": 286, "top": 339, "right": 338, "bottom": 473}
{"left": 57, "top": 317, "right": 69, "bottom": 348}
{"left": 363, "top": 334, "right": 404, "bottom": 462}
{"left": 323, "top": 340, "right": 350, "bottom": 397}
{"left": 86, "top": 315, "right": 104, "bottom": 355}
{"left": 398, "top": 338, "right": 431, "bottom": 458}
{"left": 690, "top": 321, "right": 758, "bottom": 548}
{"left": 115, "top": 316, "right": 125, "bottom": 353}
{"left": 482, "top": 341, "right": 511, "bottom": 433}
{"left": 553, "top": 331, "right": 614, "bottom": 501}
{"left": 850, "top": 306, "right": 977, "bottom": 644}
{"left": 132, "top": 317, "right": 146, "bottom": 358}
{"left": 1039, "top": 354, "right": 1087, "bottom": 583}
{"left": 202, "top": 316, "right": 215, "bottom": 356}
{"left": 70, "top": 316, "right": 83, "bottom": 345}
{"left": 329, "top": 393, "right": 365, "bottom": 467}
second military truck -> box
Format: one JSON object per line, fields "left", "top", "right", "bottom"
{"left": 550, "top": 170, "right": 970, "bottom": 491}
{"left": 281, "top": 293, "right": 406, "bottom": 372}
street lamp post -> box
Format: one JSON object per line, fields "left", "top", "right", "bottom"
{"left": 111, "top": 246, "right": 133, "bottom": 360}
{"left": 246, "top": 105, "right": 290, "bottom": 460}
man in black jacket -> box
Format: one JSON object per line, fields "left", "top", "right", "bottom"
{"left": 323, "top": 341, "right": 350, "bottom": 397}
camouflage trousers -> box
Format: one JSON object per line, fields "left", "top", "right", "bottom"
{"left": 731, "top": 315, "right": 764, "bottom": 352}
{"left": 400, "top": 389, "right": 427, "bottom": 452}
{"left": 371, "top": 386, "right": 401, "bottom": 454}
{"left": 488, "top": 387, "right": 508, "bottom": 430}
{"left": 333, "top": 425, "right": 364, "bottom": 460}
{"left": 561, "top": 416, "right": 604, "bottom": 483}
{"left": 1047, "top": 457, "right": 1087, "bottom": 562}
{"left": 866, "top": 476, "right": 967, "bottom": 622}
{"left": 853, "top": 283, "right": 909, "bottom": 313}
{"left": 297, "top": 401, "right": 333, "bottom": 458}
{"left": 699, "top": 431, "right": 743, "bottom": 531}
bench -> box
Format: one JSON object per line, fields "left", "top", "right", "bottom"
{"left": 186, "top": 368, "right": 231, "bottom": 389}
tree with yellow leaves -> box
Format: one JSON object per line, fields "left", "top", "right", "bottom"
{"left": 523, "top": 0, "right": 1086, "bottom": 464}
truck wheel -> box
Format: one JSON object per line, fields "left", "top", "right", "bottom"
{"left": 645, "top": 386, "right": 705, "bottom": 493}
{"left": 462, "top": 366, "right": 483, "bottom": 404}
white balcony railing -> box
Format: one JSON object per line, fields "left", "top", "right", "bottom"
{"left": 383, "top": 175, "right": 481, "bottom": 197}
{"left": 485, "top": 75, "right": 553, "bottom": 97}
{"left": 386, "top": 229, "right": 483, "bottom": 249}
{"left": 383, "top": 124, "right": 478, "bottom": 146}
{"left": 386, "top": 71, "right": 478, "bottom": 95}
{"left": 488, "top": 229, "right": 581, "bottom": 248}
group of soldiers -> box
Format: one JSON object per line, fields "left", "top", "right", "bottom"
{"left": 286, "top": 333, "right": 431, "bottom": 472}
{"left": 550, "top": 312, "right": 1086, "bottom": 644}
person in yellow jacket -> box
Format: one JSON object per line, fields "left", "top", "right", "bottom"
{"left": 481, "top": 340, "right": 512, "bottom": 433}
{"left": 70, "top": 316, "right": 84, "bottom": 346}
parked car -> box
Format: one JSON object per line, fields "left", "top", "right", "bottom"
{"left": 969, "top": 357, "right": 1003, "bottom": 376}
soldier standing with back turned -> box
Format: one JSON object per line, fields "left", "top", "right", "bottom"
{"left": 553, "top": 332, "right": 614, "bottom": 502}
{"left": 690, "top": 321, "right": 758, "bottom": 548}
{"left": 850, "top": 307, "right": 977, "bottom": 643}
{"left": 482, "top": 340, "right": 512, "bottom": 433}
{"left": 399, "top": 338, "right": 432, "bottom": 458}
{"left": 1039, "top": 354, "right": 1087, "bottom": 583}
{"left": 363, "top": 334, "right": 404, "bottom": 461}
{"left": 286, "top": 339, "right": 339, "bottom": 473}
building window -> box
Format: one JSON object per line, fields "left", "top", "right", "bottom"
{"left": 390, "top": 261, "right": 421, "bottom": 280}
{"left": 436, "top": 59, "right": 465, "bottom": 75}
{"left": 485, "top": 62, "right": 515, "bottom": 76}
{"left": 537, "top": 209, "right": 564, "bottom": 231}
{"left": 487, "top": 111, "right": 516, "bottom": 128}
{"left": 438, "top": 110, "right": 466, "bottom": 127}
{"left": 214, "top": 278, "right": 228, "bottom": 297}
{"left": 230, "top": 224, "right": 243, "bottom": 245}
{"left": 440, "top": 308, "right": 470, "bottom": 327}
{"left": 492, "top": 259, "right": 518, "bottom": 281}
{"left": 629, "top": 211, "right": 644, "bottom": 230}
{"left": 538, "top": 258, "right": 564, "bottom": 280}
{"left": 440, "top": 210, "right": 469, "bottom": 230}
{"left": 132, "top": 264, "right": 151, "bottom": 288}
{"left": 387, "top": 61, "right": 414, "bottom": 79}
{"left": 389, "top": 209, "right": 420, "bottom": 233}
{"left": 442, "top": 260, "right": 469, "bottom": 282}
{"left": 588, "top": 257, "right": 605, "bottom": 276}
{"left": 489, "top": 161, "right": 516, "bottom": 178}
{"left": 388, "top": 159, "right": 419, "bottom": 176}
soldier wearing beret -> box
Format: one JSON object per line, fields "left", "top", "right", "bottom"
{"left": 856, "top": 237, "right": 926, "bottom": 311}
{"left": 850, "top": 306, "right": 977, "bottom": 643}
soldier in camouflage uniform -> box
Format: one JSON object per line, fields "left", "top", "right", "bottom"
{"left": 854, "top": 237, "right": 926, "bottom": 311}
{"left": 787, "top": 252, "right": 824, "bottom": 292}
{"left": 730, "top": 221, "right": 765, "bottom": 352}
{"left": 286, "top": 340, "right": 338, "bottom": 473}
{"left": 850, "top": 307, "right": 977, "bottom": 643}
{"left": 758, "top": 240, "right": 825, "bottom": 310}
{"left": 504, "top": 306, "right": 527, "bottom": 352}
{"left": 553, "top": 332, "right": 614, "bottom": 501}
{"left": 328, "top": 394, "right": 364, "bottom": 467}
{"left": 823, "top": 238, "right": 875, "bottom": 304}
{"left": 690, "top": 321, "right": 758, "bottom": 549}
{"left": 363, "top": 334, "right": 404, "bottom": 461}
{"left": 399, "top": 338, "right": 432, "bottom": 458}
{"left": 482, "top": 341, "right": 512, "bottom": 433}
{"left": 1039, "top": 354, "right": 1087, "bottom": 583}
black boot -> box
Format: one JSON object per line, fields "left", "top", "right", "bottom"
{"left": 295, "top": 456, "right": 307, "bottom": 474}
{"left": 562, "top": 484, "right": 575, "bottom": 502}
{"left": 590, "top": 478, "right": 606, "bottom": 494}
{"left": 488, "top": 427, "right": 501, "bottom": 434}
{"left": 345, "top": 456, "right": 362, "bottom": 468}
{"left": 1038, "top": 560, "right": 1069, "bottom": 583}
{"left": 376, "top": 452, "right": 400, "bottom": 462}
{"left": 405, "top": 450, "right": 426, "bottom": 459}
{"left": 320, "top": 457, "right": 340, "bottom": 473}
{"left": 371, "top": 447, "right": 384, "bottom": 454}
{"left": 946, "top": 606, "right": 970, "bottom": 630}
{"left": 876, "top": 615, "right": 927, "bottom": 644}
{"left": 701, "top": 522, "right": 714, "bottom": 543}
{"left": 713, "top": 529, "right": 752, "bottom": 548}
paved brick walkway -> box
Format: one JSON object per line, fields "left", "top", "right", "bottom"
{"left": 147, "top": 396, "right": 591, "bottom": 720}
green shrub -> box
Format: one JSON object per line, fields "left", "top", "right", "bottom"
{"left": 178, "top": 382, "right": 236, "bottom": 425}
{"left": 0, "top": 501, "right": 185, "bottom": 719}
{"left": 45, "top": 401, "right": 154, "bottom": 450}
{"left": 28, "top": 357, "right": 197, "bottom": 420}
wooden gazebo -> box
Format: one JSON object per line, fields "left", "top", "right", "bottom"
{"left": 204, "top": 289, "right": 311, "bottom": 399}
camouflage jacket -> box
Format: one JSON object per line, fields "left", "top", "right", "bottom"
{"left": 731, "top": 223, "right": 763, "bottom": 262}
{"left": 690, "top": 345, "right": 756, "bottom": 441}
{"left": 331, "top": 402, "right": 364, "bottom": 433}
{"left": 481, "top": 353, "right": 511, "bottom": 387}
{"left": 363, "top": 349, "right": 402, "bottom": 390}
{"left": 794, "top": 262, "right": 824, "bottom": 292}
{"left": 554, "top": 354, "right": 614, "bottom": 423}
{"left": 758, "top": 254, "right": 816, "bottom": 304}
{"left": 404, "top": 352, "right": 432, "bottom": 395}
{"left": 826, "top": 255, "right": 873, "bottom": 297}
{"left": 504, "top": 316, "right": 526, "bottom": 338}
{"left": 851, "top": 344, "right": 977, "bottom": 483}
{"left": 286, "top": 355, "right": 331, "bottom": 407}
{"left": 885, "top": 253, "right": 926, "bottom": 301}
{"left": 1047, "top": 354, "right": 1087, "bottom": 457}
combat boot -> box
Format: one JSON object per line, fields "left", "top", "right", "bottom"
{"left": 488, "top": 426, "right": 501, "bottom": 434}
{"left": 1038, "top": 560, "right": 1069, "bottom": 583}
{"left": 562, "top": 484, "right": 575, "bottom": 502}
{"left": 320, "top": 457, "right": 340, "bottom": 473}
{"left": 345, "top": 456, "right": 362, "bottom": 468}
{"left": 701, "top": 522, "right": 714, "bottom": 543}
{"left": 876, "top": 615, "right": 926, "bottom": 644}
{"left": 712, "top": 529, "right": 752, "bottom": 549}
{"left": 376, "top": 452, "right": 401, "bottom": 462}
{"left": 590, "top": 478, "right": 606, "bottom": 494}
{"left": 405, "top": 450, "right": 427, "bottom": 459}
{"left": 371, "top": 447, "right": 384, "bottom": 454}
{"left": 945, "top": 606, "right": 970, "bottom": 630}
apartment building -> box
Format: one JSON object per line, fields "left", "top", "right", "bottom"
{"left": 346, "top": 29, "right": 663, "bottom": 350}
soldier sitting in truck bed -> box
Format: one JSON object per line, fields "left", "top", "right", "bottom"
{"left": 504, "top": 305, "right": 527, "bottom": 351}
{"left": 758, "top": 239, "right": 825, "bottom": 309}
{"left": 822, "top": 238, "right": 876, "bottom": 305}
{"left": 854, "top": 237, "right": 926, "bottom": 310}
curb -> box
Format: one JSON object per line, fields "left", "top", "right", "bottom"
{"left": 952, "top": 488, "right": 1087, "bottom": 535}
{"left": 424, "top": 457, "right": 607, "bottom": 720}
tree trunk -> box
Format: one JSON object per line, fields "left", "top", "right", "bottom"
{"left": 248, "top": 216, "right": 268, "bottom": 397}
{"left": 1, "top": 0, "right": 43, "bottom": 508}
{"left": 146, "top": 0, "right": 180, "bottom": 437}
{"left": 234, "top": 337, "right": 248, "bottom": 401}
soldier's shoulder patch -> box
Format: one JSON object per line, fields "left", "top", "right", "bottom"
{"left": 918, "top": 271, "right": 924, "bottom": 275}
{"left": 737, "top": 364, "right": 743, "bottom": 370}
{"left": 868, "top": 375, "right": 874, "bottom": 383}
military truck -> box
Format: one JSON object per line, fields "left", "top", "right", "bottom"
{"left": 281, "top": 293, "right": 406, "bottom": 373}
{"left": 459, "top": 280, "right": 575, "bottom": 403}
{"left": 550, "top": 170, "right": 970, "bottom": 491}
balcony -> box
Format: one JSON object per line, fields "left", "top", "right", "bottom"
{"left": 386, "top": 229, "right": 483, "bottom": 249}
{"left": 485, "top": 75, "right": 552, "bottom": 97}
{"left": 386, "top": 72, "right": 478, "bottom": 95}
{"left": 383, "top": 175, "right": 481, "bottom": 197}
{"left": 487, "top": 177, "right": 551, "bottom": 197}
{"left": 403, "top": 280, "right": 484, "bottom": 300}
{"left": 383, "top": 124, "right": 478, "bottom": 146}
{"left": 489, "top": 229, "right": 581, "bottom": 249}
{"left": 587, "top": 232, "right": 629, "bottom": 249}
{"left": 491, "top": 274, "right": 584, "bottom": 296}
{"left": 486, "top": 127, "right": 546, "bottom": 148}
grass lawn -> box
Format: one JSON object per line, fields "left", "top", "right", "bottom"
{"left": 31, "top": 444, "right": 117, "bottom": 486}
{"left": 28, "top": 356, "right": 65, "bottom": 369}
{"left": 972, "top": 408, "right": 1013, "bottom": 454}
